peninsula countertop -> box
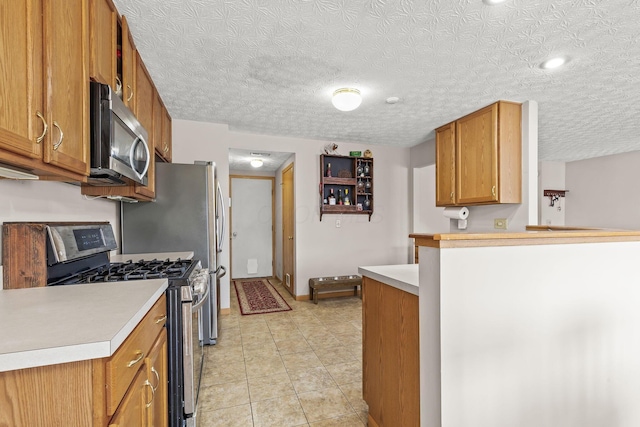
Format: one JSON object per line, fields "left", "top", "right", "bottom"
{"left": 358, "top": 264, "right": 419, "bottom": 296}
{"left": 410, "top": 228, "right": 640, "bottom": 248}
{"left": 0, "top": 279, "right": 167, "bottom": 372}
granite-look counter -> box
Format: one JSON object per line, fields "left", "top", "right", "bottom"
{"left": 0, "top": 279, "right": 167, "bottom": 372}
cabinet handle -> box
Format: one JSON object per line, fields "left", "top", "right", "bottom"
{"left": 52, "top": 121, "right": 63, "bottom": 150}
{"left": 126, "top": 85, "right": 133, "bottom": 102}
{"left": 126, "top": 350, "right": 144, "bottom": 367}
{"left": 491, "top": 186, "right": 496, "bottom": 197}
{"left": 36, "top": 111, "right": 48, "bottom": 144}
{"left": 450, "top": 192, "right": 454, "bottom": 201}
{"left": 115, "top": 76, "right": 122, "bottom": 94}
{"left": 163, "top": 144, "right": 169, "bottom": 153}
{"left": 151, "top": 366, "right": 160, "bottom": 391}
{"left": 155, "top": 315, "right": 167, "bottom": 324}
{"left": 144, "top": 379, "right": 155, "bottom": 408}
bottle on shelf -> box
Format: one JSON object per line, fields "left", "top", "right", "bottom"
{"left": 328, "top": 188, "right": 336, "bottom": 205}
{"left": 344, "top": 188, "right": 351, "bottom": 205}
{"left": 338, "top": 189, "right": 343, "bottom": 205}
{"left": 326, "top": 162, "right": 332, "bottom": 177}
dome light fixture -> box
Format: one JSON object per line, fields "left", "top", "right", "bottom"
{"left": 482, "top": 0, "right": 508, "bottom": 5}
{"left": 540, "top": 56, "right": 567, "bottom": 69}
{"left": 332, "top": 88, "right": 362, "bottom": 112}
{"left": 250, "top": 158, "right": 263, "bottom": 168}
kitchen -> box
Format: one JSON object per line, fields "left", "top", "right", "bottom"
{"left": 2, "top": 1, "right": 640, "bottom": 426}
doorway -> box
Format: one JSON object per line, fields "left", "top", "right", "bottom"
{"left": 282, "top": 163, "right": 295, "bottom": 296}
{"left": 229, "top": 176, "right": 275, "bottom": 279}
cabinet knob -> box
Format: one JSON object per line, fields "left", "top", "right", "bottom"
{"left": 36, "top": 111, "right": 48, "bottom": 144}
{"left": 52, "top": 121, "right": 63, "bottom": 150}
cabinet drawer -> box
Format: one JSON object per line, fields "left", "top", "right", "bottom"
{"left": 106, "top": 294, "right": 166, "bottom": 415}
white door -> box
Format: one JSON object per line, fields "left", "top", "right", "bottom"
{"left": 230, "top": 176, "right": 274, "bottom": 279}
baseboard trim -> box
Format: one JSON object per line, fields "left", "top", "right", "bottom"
{"left": 368, "top": 414, "right": 381, "bottom": 427}
{"left": 219, "top": 308, "right": 230, "bottom": 315}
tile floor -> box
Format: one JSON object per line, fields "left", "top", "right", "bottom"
{"left": 198, "top": 279, "right": 368, "bottom": 426}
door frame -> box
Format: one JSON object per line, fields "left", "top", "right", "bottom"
{"left": 281, "top": 163, "right": 295, "bottom": 296}
{"left": 229, "top": 174, "right": 276, "bottom": 280}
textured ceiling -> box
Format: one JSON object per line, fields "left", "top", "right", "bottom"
{"left": 113, "top": 0, "right": 640, "bottom": 162}
{"left": 228, "top": 148, "right": 293, "bottom": 172}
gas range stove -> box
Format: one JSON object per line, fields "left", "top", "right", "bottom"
{"left": 50, "top": 258, "right": 197, "bottom": 286}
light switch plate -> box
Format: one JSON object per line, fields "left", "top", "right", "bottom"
{"left": 335, "top": 219, "right": 341, "bottom": 228}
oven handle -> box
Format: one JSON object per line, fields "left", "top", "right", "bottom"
{"left": 191, "top": 277, "right": 210, "bottom": 313}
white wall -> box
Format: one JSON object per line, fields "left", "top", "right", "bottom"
{"left": 566, "top": 150, "right": 640, "bottom": 229}
{"left": 410, "top": 101, "right": 539, "bottom": 233}
{"left": 424, "top": 240, "right": 640, "bottom": 427}
{"left": 0, "top": 180, "right": 120, "bottom": 286}
{"left": 538, "top": 161, "right": 566, "bottom": 226}
{"left": 413, "top": 165, "right": 449, "bottom": 233}
{"left": 173, "top": 120, "right": 411, "bottom": 309}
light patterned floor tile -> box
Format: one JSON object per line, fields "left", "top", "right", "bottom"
{"left": 198, "top": 404, "right": 254, "bottom": 427}
{"left": 251, "top": 395, "right": 308, "bottom": 427}
{"left": 297, "top": 386, "right": 354, "bottom": 423}
{"left": 288, "top": 366, "right": 337, "bottom": 394}
{"left": 247, "top": 372, "right": 296, "bottom": 402}
{"left": 198, "top": 380, "right": 250, "bottom": 411}
{"left": 308, "top": 413, "right": 365, "bottom": 427}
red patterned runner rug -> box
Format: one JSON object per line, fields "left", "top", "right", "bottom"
{"left": 234, "top": 279, "right": 292, "bottom": 315}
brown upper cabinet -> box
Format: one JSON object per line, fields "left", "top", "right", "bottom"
{"left": 0, "top": 0, "right": 90, "bottom": 181}
{"left": 121, "top": 16, "right": 137, "bottom": 111}
{"left": 89, "top": 0, "right": 117, "bottom": 89}
{"left": 435, "top": 101, "right": 522, "bottom": 207}
{"left": 157, "top": 102, "right": 172, "bottom": 162}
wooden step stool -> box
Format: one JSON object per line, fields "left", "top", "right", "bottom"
{"left": 308, "top": 275, "right": 362, "bottom": 304}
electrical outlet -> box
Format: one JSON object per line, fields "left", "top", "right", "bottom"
{"left": 335, "top": 219, "right": 341, "bottom": 228}
{"left": 494, "top": 218, "right": 508, "bottom": 230}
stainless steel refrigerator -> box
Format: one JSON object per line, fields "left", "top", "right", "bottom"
{"left": 120, "top": 161, "right": 226, "bottom": 345}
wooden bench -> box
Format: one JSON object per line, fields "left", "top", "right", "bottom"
{"left": 308, "top": 275, "right": 362, "bottom": 304}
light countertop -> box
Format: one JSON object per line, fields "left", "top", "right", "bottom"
{"left": 358, "top": 264, "right": 419, "bottom": 296}
{"left": 0, "top": 279, "right": 167, "bottom": 373}
{"left": 110, "top": 251, "right": 194, "bottom": 262}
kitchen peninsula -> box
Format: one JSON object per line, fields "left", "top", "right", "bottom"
{"left": 362, "top": 229, "right": 640, "bottom": 427}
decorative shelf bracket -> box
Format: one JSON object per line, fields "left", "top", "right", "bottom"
{"left": 543, "top": 189, "right": 568, "bottom": 207}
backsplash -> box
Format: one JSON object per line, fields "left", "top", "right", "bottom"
{"left": 0, "top": 180, "right": 119, "bottom": 265}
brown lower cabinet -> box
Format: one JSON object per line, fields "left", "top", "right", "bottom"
{"left": 363, "top": 276, "right": 419, "bottom": 427}
{"left": 0, "top": 296, "right": 167, "bottom": 427}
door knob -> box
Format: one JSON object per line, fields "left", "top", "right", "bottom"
{"left": 232, "top": 232, "right": 237, "bottom": 237}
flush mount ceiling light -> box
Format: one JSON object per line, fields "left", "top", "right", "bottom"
{"left": 250, "top": 159, "right": 263, "bottom": 168}
{"left": 482, "top": 0, "right": 508, "bottom": 5}
{"left": 540, "top": 56, "right": 568, "bottom": 69}
{"left": 332, "top": 88, "right": 362, "bottom": 112}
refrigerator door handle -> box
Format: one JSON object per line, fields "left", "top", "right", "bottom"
{"left": 215, "top": 265, "right": 227, "bottom": 279}
{"left": 216, "top": 182, "right": 225, "bottom": 253}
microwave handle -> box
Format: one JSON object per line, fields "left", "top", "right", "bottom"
{"left": 130, "top": 136, "right": 150, "bottom": 181}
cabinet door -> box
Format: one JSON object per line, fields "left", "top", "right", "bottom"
{"left": 42, "top": 0, "right": 90, "bottom": 176}
{"left": 152, "top": 92, "right": 164, "bottom": 160}
{"left": 0, "top": 0, "right": 44, "bottom": 159}
{"left": 134, "top": 53, "right": 155, "bottom": 198}
{"left": 146, "top": 329, "right": 168, "bottom": 427}
{"left": 89, "top": 0, "right": 117, "bottom": 88}
{"left": 435, "top": 122, "right": 456, "bottom": 206}
{"left": 159, "top": 104, "right": 172, "bottom": 162}
{"left": 108, "top": 368, "right": 149, "bottom": 427}
{"left": 121, "top": 16, "right": 136, "bottom": 111}
{"left": 456, "top": 103, "right": 498, "bottom": 204}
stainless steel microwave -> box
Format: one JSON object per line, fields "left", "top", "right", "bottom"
{"left": 87, "top": 81, "right": 150, "bottom": 186}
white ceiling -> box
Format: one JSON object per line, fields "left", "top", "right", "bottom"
{"left": 228, "top": 148, "right": 293, "bottom": 172}
{"left": 113, "top": 0, "right": 640, "bottom": 162}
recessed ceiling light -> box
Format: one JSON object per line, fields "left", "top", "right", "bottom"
{"left": 540, "top": 56, "right": 567, "bottom": 69}
{"left": 386, "top": 97, "right": 400, "bottom": 104}
{"left": 250, "top": 159, "right": 263, "bottom": 168}
{"left": 482, "top": 0, "right": 508, "bottom": 5}
{"left": 332, "top": 88, "right": 362, "bottom": 112}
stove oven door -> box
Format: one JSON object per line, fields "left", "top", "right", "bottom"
{"left": 182, "top": 286, "right": 207, "bottom": 426}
